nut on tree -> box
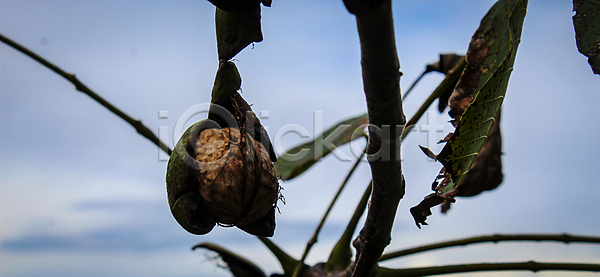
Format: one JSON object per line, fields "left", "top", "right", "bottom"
{"left": 166, "top": 61, "right": 280, "bottom": 237}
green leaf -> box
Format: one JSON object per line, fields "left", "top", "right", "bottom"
{"left": 410, "top": 0, "right": 527, "bottom": 228}
{"left": 257, "top": 237, "right": 307, "bottom": 276}
{"left": 274, "top": 113, "right": 368, "bottom": 180}
{"left": 573, "top": 0, "right": 600, "bottom": 75}
{"left": 215, "top": 6, "right": 263, "bottom": 61}
{"left": 447, "top": 0, "right": 526, "bottom": 119}
{"left": 211, "top": 60, "right": 241, "bottom": 104}
{"left": 192, "top": 243, "right": 266, "bottom": 277}
{"left": 438, "top": 0, "right": 527, "bottom": 196}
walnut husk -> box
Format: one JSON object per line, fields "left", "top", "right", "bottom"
{"left": 195, "top": 127, "right": 279, "bottom": 226}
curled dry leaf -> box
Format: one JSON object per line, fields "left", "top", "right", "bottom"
{"left": 429, "top": 54, "right": 465, "bottom": 112}
{"left": 193, "top": 243, "right": 267, "bottom": 277}
{"left": 410, "top": 193, "right": 445, "bottom": 229}
{"left": 426, "top": 54, "right": 465, "bottom": 75}
{"left": 402, "top": 53, "right": 464, "bottom": 106}
{"left": 573, "top": 0, "right": 600, "bottom": 75}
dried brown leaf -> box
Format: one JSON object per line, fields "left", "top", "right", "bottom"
{"left": 429, "top": 54, "right": 464, "bottom": 112}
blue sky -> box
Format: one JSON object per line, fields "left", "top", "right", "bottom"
{"left": 1, "top": 1, "right": 600, "bottom": 276}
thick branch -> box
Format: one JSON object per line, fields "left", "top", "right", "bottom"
{"left": 344, "top": 0, "right": 406, "bottom": 276}
{"left": 0, "top": 33, "right": 172, "bottom": 156}
{"left": 380, "top": 233, "right": 600, "bottom": 261}
{"left": 378, "top": 261, "right": 600, "bottom": 276}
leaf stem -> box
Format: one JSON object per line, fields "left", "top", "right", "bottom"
{"left": 401, "top": 71, "right": 426, "bottom": 100}
{"left": 401, "top": 57, "right": 466, "bottom": 140}
{"left": 325, "top": 181, "right": 372, "bottom": 273}
{"left": 0, "top": 33, "right": 172, "bottom": 156}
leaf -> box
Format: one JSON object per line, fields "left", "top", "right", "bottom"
{"left": 434, "top": 54, "right": 467, "bottom": 112}
{"left": 426, "top": 54, "right": 466, "bottom": 76}
{"left": 410, "top": 0, "right": 527, "bottom": 228}
{"left": 211, "top": 59, "right": 242, "bottom": 103}
{"left": 418, "top": 145, "right": 438, "bottom": 160}
{"left": 257, "top": 237, "right": 303, "bottom": 276}
{"left": 192, "top": 243, "right": 267, "bottom": 277}
{"left": 410, "top": 193, "right": 445, "bottom": 229}
{"left": 439, "top": 0, "right": 525, "bottom": 195}
{"left": 410, "top": 118, "right": 503, "bottom": 226}
{"left": 209, "top": 60, "right": 277, "bottom": 162}
{"left": 573, "top": 0, "right": 600, "bottom": 75}
{"left": 274, "top": 113, "right": 368, "bottom": 180}
{"left": 447, "top": 0, "right": 526, "bottom": 120}
{"left": 215, "top": 6, "right": 263, "bottom": 60}
{"left": 401, "top": 58, "right": 466, "bottom": 140}
{"left": 403, "top": 53, "right": 465, "bottom": 112}
{"left": 441, "top": 115, "right": 503, "bottom": 213}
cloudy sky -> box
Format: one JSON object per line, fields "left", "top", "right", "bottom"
{"left": 1, "top": 0, "right": 600, "bottom": 276}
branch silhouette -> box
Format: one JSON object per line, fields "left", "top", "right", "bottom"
{"left": 343, "top": 0, "right": 406, "bottom": 276}
{"left": 378, "top": 261, "right": 600, "bottom": 276}
{"left": 0, "top": 33, "right": 172, "bottom": 156}
{"left": 380, "top": 233, "right": 600, "bottom": 261}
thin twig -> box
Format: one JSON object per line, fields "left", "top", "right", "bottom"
{"left": 325, "top": 181, "right": 372, "bottom": 273}
{"left": 0, "top": 33, "right": 172, "bottom": 156}
{"left": 401, "top": 71, "right": 426, "bottom": 100}
{"left": 380, "top": 233, "right": 600, "bottom": 262}
{"left": 292, "top": 148, "right": 366, "bottom": 277}
{"left": 377, "top": 261, "right": 600, "bottom": 276}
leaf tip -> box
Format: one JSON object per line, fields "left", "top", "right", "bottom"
{"left": 419, "top": 145, "right": 438, "bottom": 160}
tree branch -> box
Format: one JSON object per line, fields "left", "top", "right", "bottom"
{"left": 380, "top": 233, "right": 600, "bottom": 262}
{"left": 377, "top": 261, "right": 600, "bottom": 276}
{"left": 0, "top": 33, "right": 172, "bottom": 156}
{"left": 343, "top": 0, "right": 406, "bottom": 276}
